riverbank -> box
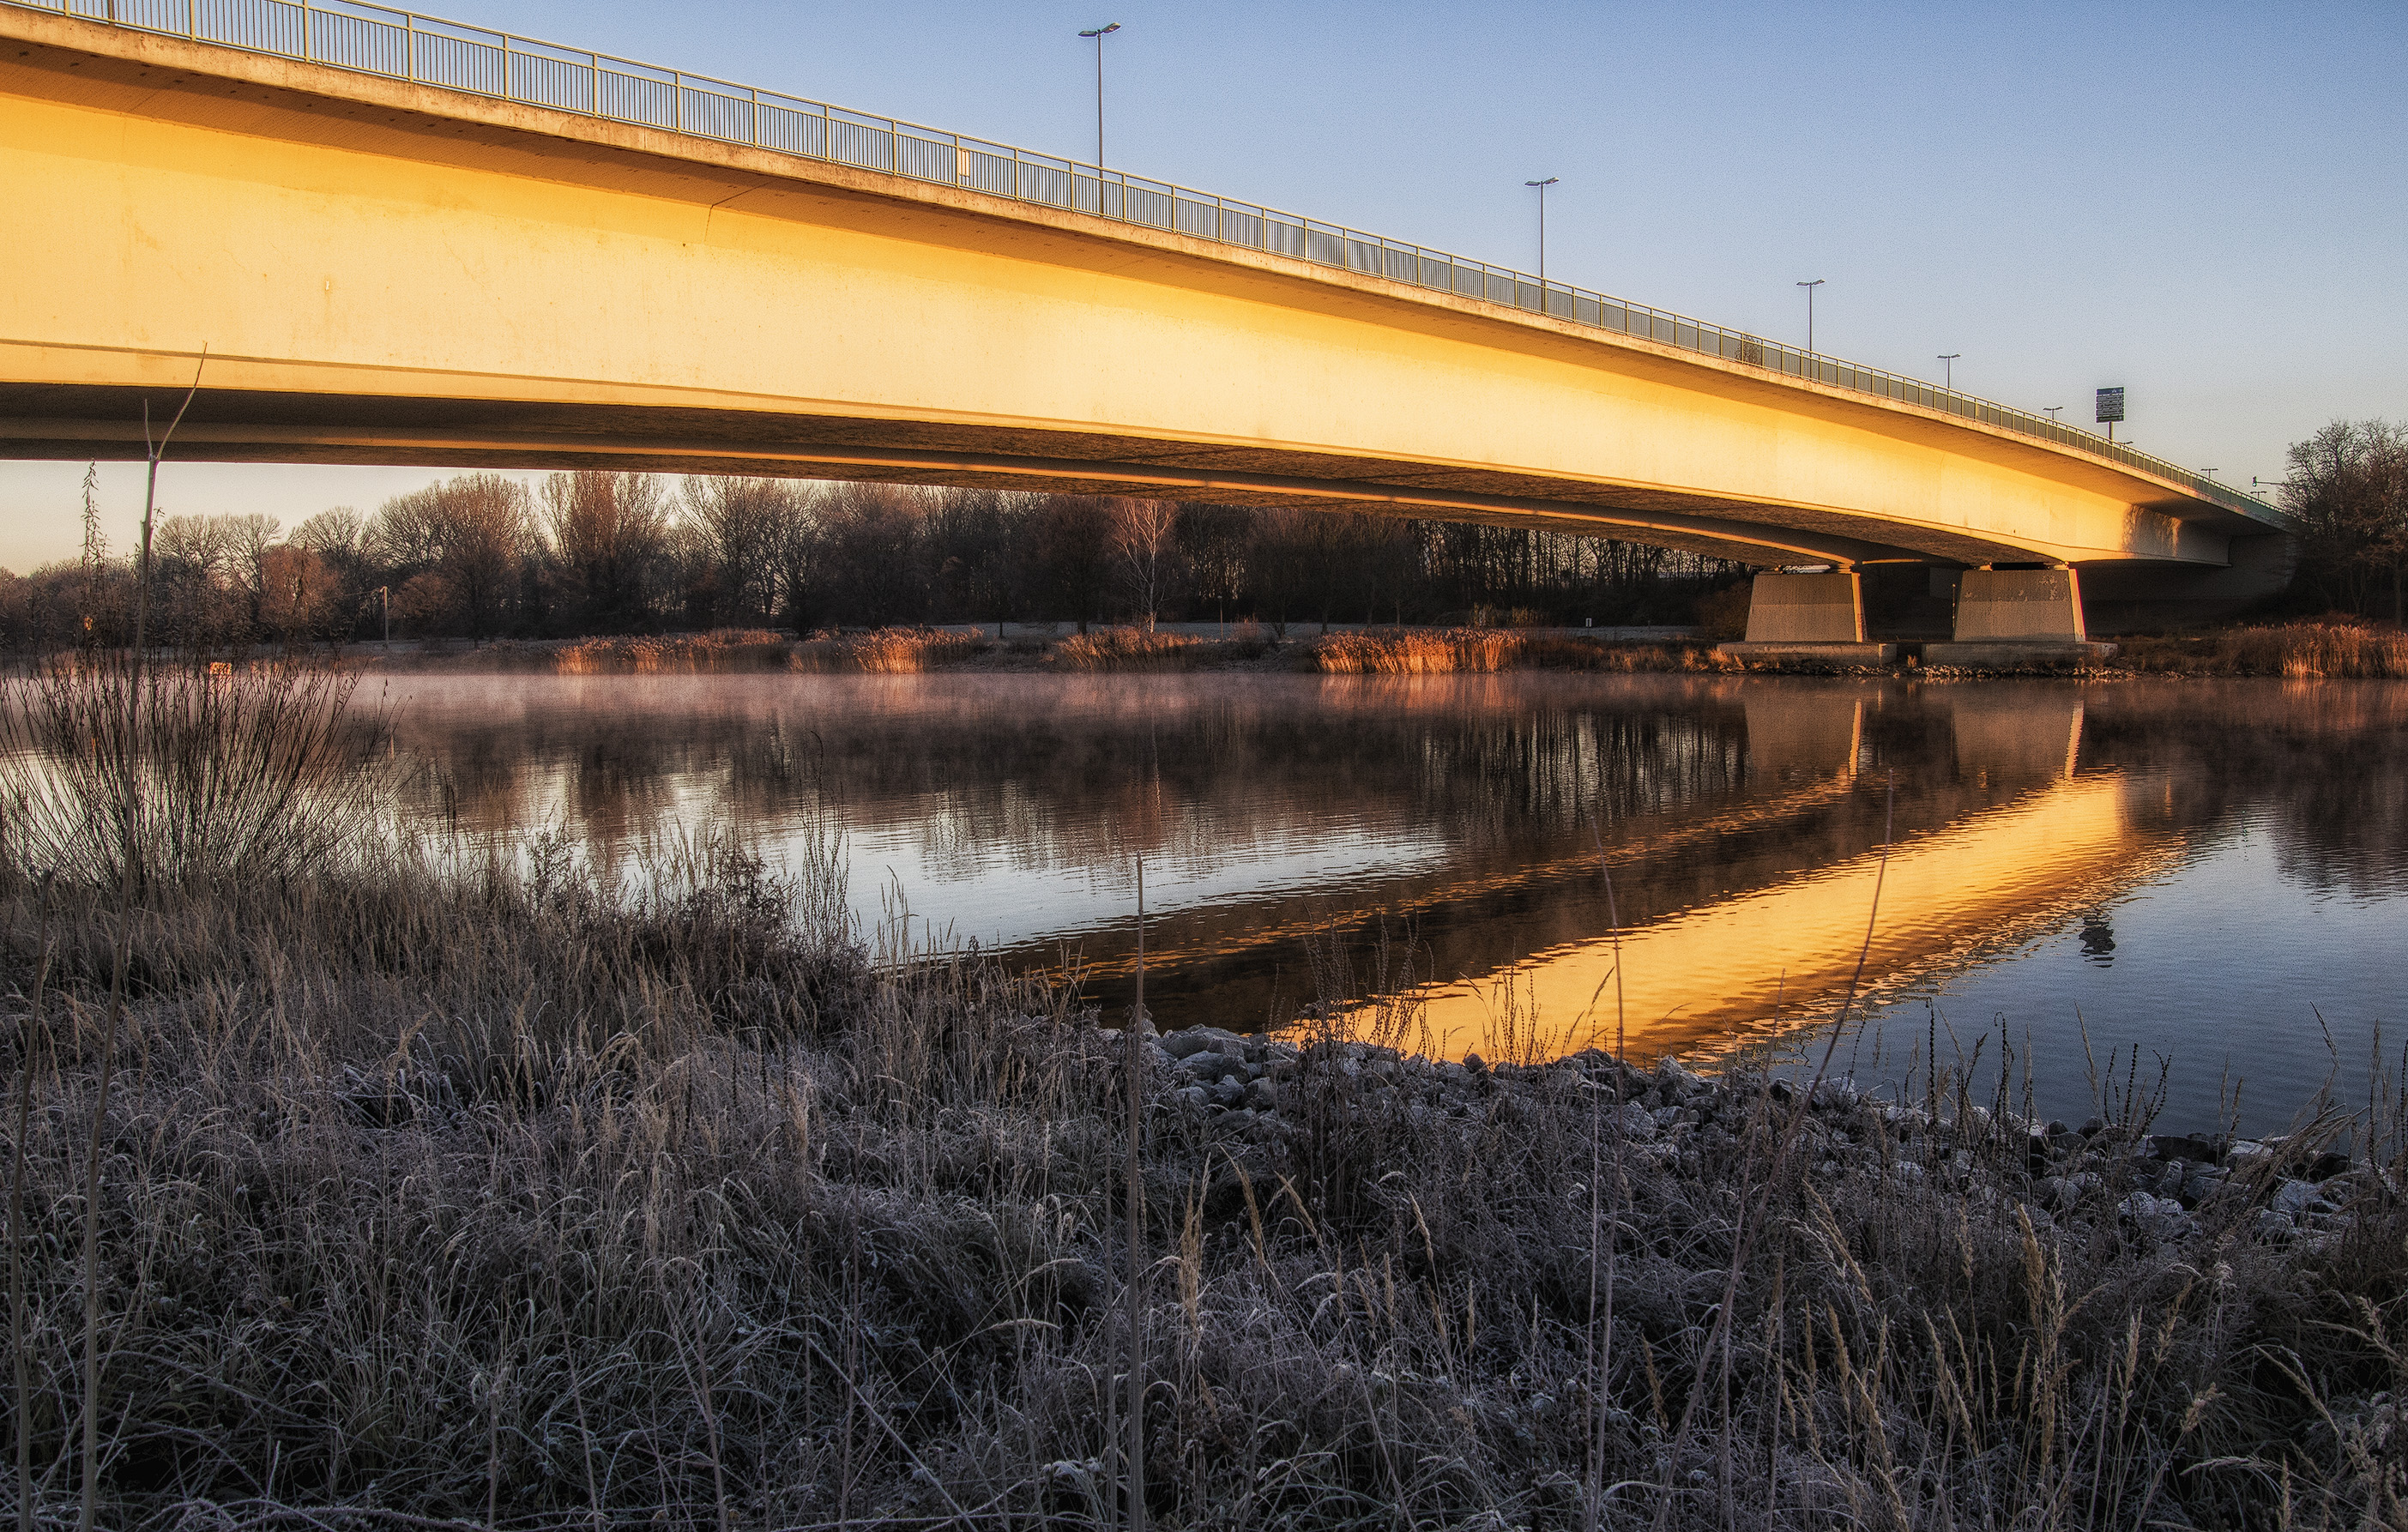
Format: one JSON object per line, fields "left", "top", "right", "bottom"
{"left": 3, "top": 827, "right": 2400, "bottom": 1529}
{"left": 287, "top": 616, "right": 2408, "bottom": 679}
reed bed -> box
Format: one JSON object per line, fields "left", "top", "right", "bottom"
{"left": 1, "top": 666, "right": 2402, "bottom": 1529}
{"left": 789, "top": 626, "right": 987, "bottom": 674}
{"left": 2121, "top": 619, "right": 2408, "bottom": 679}
{"left": 554, "top": 630, "right": 794, "bottom": 674}
{"left": 1050, "top": 626, "right": 1212, "bottom": 671}
{"left": 1306, "top": 628, "right": 1719, "bottom": 674}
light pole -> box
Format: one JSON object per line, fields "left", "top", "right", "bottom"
{"left": 1795, "top": 279, "right": 1824, "bottom": 354}
{"left": 2043, "top": 405, "right": 2064, "bottom": 423}
{"left": 1077, "top": 22, "right": 1120, "bottom": 167}
{"left": 1937, "top": 353, "right": 1960, "bottom": 392}
{"left": 1524, "top": 177, "right": 1558, "bottom": 299}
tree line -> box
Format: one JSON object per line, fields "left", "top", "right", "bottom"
{"left": 2, "top": 469, "right": 1742, "bottom": 649}
{"left": 2284, "top": 419, "right": 2408, "bottom": 622}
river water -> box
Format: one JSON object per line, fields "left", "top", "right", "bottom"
{"left": 382, "top": 673, "right": 2406, "bottom": 1137}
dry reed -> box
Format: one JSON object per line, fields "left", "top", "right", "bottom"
{"left": 1050, "top": 627, "right": 1211, "bottom": 671}
{"left": 1306, "top": 629, "right": 1719, "bottom": 674}
{"left": 2121, "top": 619, "right": 2408, "bottom": 679}
{"left": 0, "top": 669, "right": 2402, "bottom": 1529}
{"left": 788, "top": 627, "right": 985, "bottom": 673}
{"left": 554, "top": 630, "right": 793, "bottom": 674}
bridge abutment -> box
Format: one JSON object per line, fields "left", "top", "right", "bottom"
{"left": 1717, "top": 571, "right": 1898, "bottom": 664}
{"left": 1928, "top": 567, "right": 2117, "bottom": 666}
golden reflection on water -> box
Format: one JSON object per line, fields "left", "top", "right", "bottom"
{"left": 1389, "top": 770, "right": 2185, "bottom": 1065}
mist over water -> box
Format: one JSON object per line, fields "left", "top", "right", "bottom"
{"left": 381, "top": 673, "right": 2408, "bottom": 1137}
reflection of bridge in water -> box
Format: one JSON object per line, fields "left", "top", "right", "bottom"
{"left": 1057, "top": 689, "right": 2188, "bottom": 1059}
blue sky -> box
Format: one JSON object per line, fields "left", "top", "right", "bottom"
{"left": 7, "top": 0, "right": 2403, "bottom": 570}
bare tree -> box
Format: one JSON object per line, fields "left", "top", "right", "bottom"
{"left": 543, "top": 471, "right": 671, "bottom": 631}
{"left": 2286, "top": 419, "right": 2408, "bottom": 621}
{"left": 681, "top": 476, "right": 805, "bottom": 628}
{"left": 1106, "top": 498, "right": 1180, "bottom": 630}
{"left": 369, "top": 475, "right": 530, "bottom": 639}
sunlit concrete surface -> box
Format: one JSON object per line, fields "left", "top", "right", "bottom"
{"left": 1, "top": 5, "right": 2287, "bottom": 604}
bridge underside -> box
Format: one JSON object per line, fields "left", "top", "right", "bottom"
{"left": 0, "top": 7, "right": 2293, "bottom": 626}
{"left": 3, "top": 381, "right": 2043, "bottom": 570}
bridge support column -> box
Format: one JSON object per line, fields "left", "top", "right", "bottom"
{"left": 1715, "top": 571, "right": 1897, "bottom": 665}
{"left": 1927, "top": 568, "right": 2118, "bottom": 667}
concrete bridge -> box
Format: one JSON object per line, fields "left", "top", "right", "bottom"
{"left": 0, "top": 0, "right": 2292, "bottom": 648}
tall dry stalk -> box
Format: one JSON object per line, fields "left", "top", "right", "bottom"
{"left": 82, "top": 362, "right": 202, "bottom": 1532}
{"left": 1125, "top": 856, "right": 1148, "bottom": 1532}
{"left": 8, "top": 908, "right": 45, "bottom": 1532}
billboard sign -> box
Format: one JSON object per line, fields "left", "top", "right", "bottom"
{"left": 2096, "top": 387, "right": 2126, "bottom": 424}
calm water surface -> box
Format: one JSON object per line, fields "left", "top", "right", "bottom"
{"left": 383, "top": 673, "right": 2407, "bottom": 1137}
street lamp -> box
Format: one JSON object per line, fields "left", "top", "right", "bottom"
{"left": 1524, "top": 178, "right": 1558, "bottom": 299}
{"left": 2043, "top": 405, "right": 2064, "bottom": 422}
{"left": 1937, "top": 353, "right": 1960, "bottom": 392}
{"left": 1077, "top": 22, "right": 1120, "bottom": 167}
{"left": 1795, "top": 279, "right": 1825, "bottom": 353}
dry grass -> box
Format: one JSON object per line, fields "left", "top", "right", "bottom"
{"left": 1, "top": 668, "right": 2403, "bottom": 1529}
{"left": 555, "top": 630, "right": 794, "bottom": 674}
{"left": 0, "top": 843, "right": 2400, "bottom": 1529}
{"left": 1050, "top": 626, "right": 1210, "bottom": 671}
{"left": 1306, "top": 629, "right": 1720, "bottom": 674}
{"left": 789, "top": 627, "right": 986, "bottom": 673}
{"left": 2121, "top": 619, "right": 2408, "bottom": 679}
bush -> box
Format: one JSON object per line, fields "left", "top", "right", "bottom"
{"left": 0, "top": 659, "right": 385, "bottom": 890}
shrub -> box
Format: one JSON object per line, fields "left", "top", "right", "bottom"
{"left": 0, "top": 659, "right": 386, "bottom": 890}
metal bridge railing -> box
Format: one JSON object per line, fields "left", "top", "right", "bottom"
{"left": 12, "top": 0, "right": 2287, "bottom": 527}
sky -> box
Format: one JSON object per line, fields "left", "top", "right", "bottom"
{"left": 8, "top": 0, "right": 2404, "bottom": 572}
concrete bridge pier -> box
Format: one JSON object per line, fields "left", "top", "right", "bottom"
{"left": 1717, "top": 571, "right": 1898, "bottom": 665}
{"left": 1928, "top": 567, "right": 2118, "bottom": 666}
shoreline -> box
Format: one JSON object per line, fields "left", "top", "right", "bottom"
{"left": 0, "top": 658, "right": 2398, "bottom": 1526}
{"left": 125, "top": 615, "right": 2408, "bottom": 680}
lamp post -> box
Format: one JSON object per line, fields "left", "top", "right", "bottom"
{"left": 1937, "top": 353, "right": 1960, "bottom": 392}
{"left": 1795, "top": 279, "right": 1825, "bottom": 354}
{"left": 2043, "top": 405, "right": 2064, "bottom": 423}
{"left": 1077, "top": 22, "right": 1120, "bottom": 167}
{"left": 1524, "top": 177, "right": 1558, "bottom": 299}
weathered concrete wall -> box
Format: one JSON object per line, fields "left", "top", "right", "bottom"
{"left": 1743, "top": 573, "right": 1866, "bottom": 643}
{"left": 1954, "top": 570, "right": 2089, "bottom": 642}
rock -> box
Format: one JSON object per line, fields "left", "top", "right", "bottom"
{"left": 2253, "top": 1209, "right": 2296, "bottom": 1241}
{"left": 1655, "top": 1059, "right": 1704, "bottom": 1096}
{"left": 1616, "top": 1102, "right": 1657, "bottom": 1142}
{"left": 1175, "top": 1085, "right": 1208, "bottom": 1112}
{"left": 2080, "top": 1116, "right": 2108, "bottom": 1137}
{"left": 2120, "top": 1191, "right": 2195, "bottom": 1237}
{"left": 2271, "top": 1179, "right": 2319, "bottom": 1217}
{"left": 1243, "top": 1077, "right": 1277, "bottom": 1110}
{"left": 2147, "top": 1132, "right": 2228, "bottom": 1164}
{"left": 2181, "top": 1164, "right": 2227, "bottom": 1203}
{"left": 1210, "top": 1077, "right": 1246, "bottom": 1109}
